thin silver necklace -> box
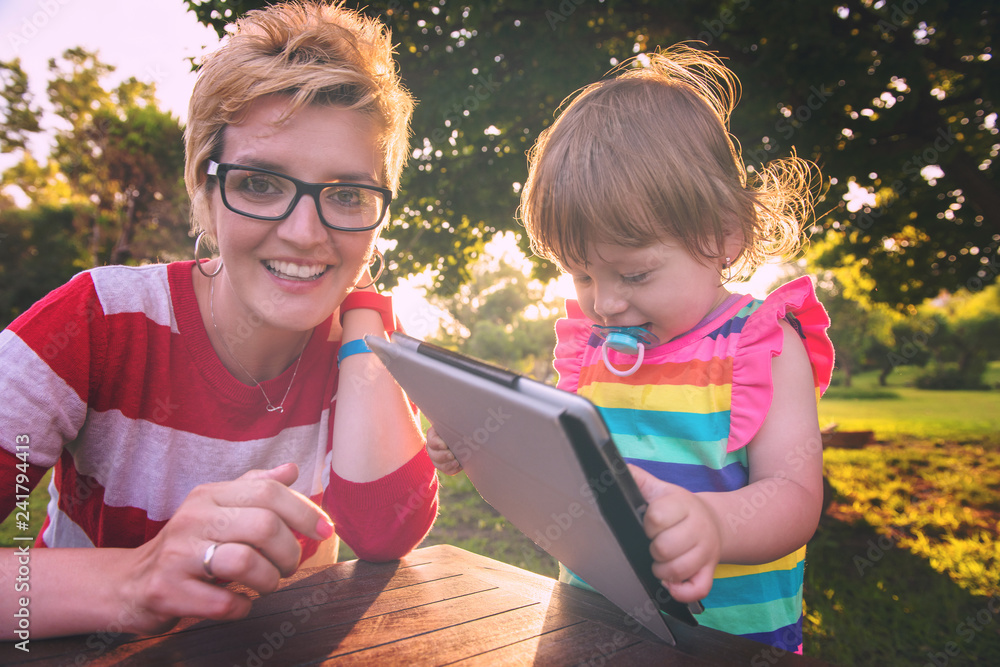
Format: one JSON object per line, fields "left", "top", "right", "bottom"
{"left": 210, "top": 275, "right": 305, "bottom": 414}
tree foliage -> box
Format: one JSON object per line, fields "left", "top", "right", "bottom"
{"left": 43, "top": 48, "right": 189, "bottom": 265}
{"left": 429, "top": 237, "right": 560, "bottom": 381}
{"left": 0, "top": 204, "right": 92, "bottom": 328}
{"left": 0, "top": 49, "right": 190, "bottom": 324}
{"left": 911, "top": 282, "right": 1000, "bottom": 389}
{"left": 186, "top": 0, "right": 997, "bottom": 305}
{"left": 0, "top": 59, "right": 41, "bottom": 153}
{"left": 815, "top": 269, "right": 900, "bottom": 387}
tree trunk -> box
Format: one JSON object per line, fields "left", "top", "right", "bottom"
{"left": 109, "top": 190, "right": 136, "bottom": 265}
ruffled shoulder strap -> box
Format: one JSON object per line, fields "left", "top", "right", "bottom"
{"left": 728, "top": 276, "right": 834, "bottom": 453}
{"left": 553, "top": 299, "right": 594, "bottom": 393}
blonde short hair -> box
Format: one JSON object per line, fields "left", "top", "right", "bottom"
{"left": 520, "top": 45, "right": 817, "bottom": 280}
{"left": 184, "top": 1, "right": 414, "bottom": 238}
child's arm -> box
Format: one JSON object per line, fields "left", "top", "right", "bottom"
{"left": 426, "top": 425, "right": 464, "bottom": 476}
{"left": 634, "top": 321, "right": 824, "bottom": 603}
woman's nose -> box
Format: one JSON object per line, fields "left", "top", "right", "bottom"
{"left": 275, "top": 195, "right": 328, "bottom": 247}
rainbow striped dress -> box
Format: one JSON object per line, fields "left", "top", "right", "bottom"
{"left": 553, "top": 276, "right": 834, "bottom": 652}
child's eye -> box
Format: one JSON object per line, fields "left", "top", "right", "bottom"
{"left": 622, "top": 272, "right": 650, "bottom": 284}
{"left": 571, "top": 274, "right": 592, "bottom": 285}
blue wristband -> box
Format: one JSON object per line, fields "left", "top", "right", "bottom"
{"left": 337, "top": 339, "right": 372, "bottom": 367}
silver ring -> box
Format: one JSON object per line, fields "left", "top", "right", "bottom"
{"left": 203, "top": 542, "right": 220, "bottom": 579}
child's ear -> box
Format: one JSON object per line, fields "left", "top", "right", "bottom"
{"left": 719, "top": 223, "right": 746, "bottom": 268}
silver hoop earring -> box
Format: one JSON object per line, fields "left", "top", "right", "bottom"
{"left": 194, "top": 231, "right": 223, "bottom": 278}
{"left": 355, "top": 248, "right": 385, "bottom": 290}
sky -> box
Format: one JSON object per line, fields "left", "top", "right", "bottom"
{"left": 1, "top": 0, "right": 219, "bottom": 159}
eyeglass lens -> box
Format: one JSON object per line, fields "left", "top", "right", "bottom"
{"left": 223, "top": 167, "right": 385, "bottom": 229}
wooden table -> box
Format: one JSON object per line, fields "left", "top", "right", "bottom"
{"left": 1, "top": 545, "right": 828, "bottom": 665}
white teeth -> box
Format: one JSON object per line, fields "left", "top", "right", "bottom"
{"left": 265, "top": 260, "right": 327, "bottom": 279}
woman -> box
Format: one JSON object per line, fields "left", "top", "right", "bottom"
{"left": 0, "top": 1, "right": 437, "bottom": 639}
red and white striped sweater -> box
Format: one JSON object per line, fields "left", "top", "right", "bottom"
{"left": 0, "top": 261, "right": 437, "bottom": 562}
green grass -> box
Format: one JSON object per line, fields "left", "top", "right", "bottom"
{"left": 807, "top": 437, "right": 1000, "bottom": 664}
{"left": 0, "top": 470, "right": 49, "bottom": 546}
{"left": 818, "top": 366, "right": 1000, "bottom": 440}
{"left": 804, "top": 510, "right": 1000, "bottom": 665}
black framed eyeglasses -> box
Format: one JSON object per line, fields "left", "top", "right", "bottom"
{"left": 207, "top": 160, "right": 392, "bottom": 232}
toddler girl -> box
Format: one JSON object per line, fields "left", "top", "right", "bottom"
{"left": 429, "top": 46, "right": 833, "bottom": 653}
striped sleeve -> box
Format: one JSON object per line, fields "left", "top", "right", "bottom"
{"left": 0, "top": 272, "right": 106, "bottom": 522}
{"left": 1, "top": 272, "right": 104, "bottom": 463}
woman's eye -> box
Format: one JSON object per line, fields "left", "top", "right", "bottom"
{"left": 326, "top": 187, "right": 363, "bottom": 207}
{"left": 237, "top": 175, "right": 282, "bottom": 195}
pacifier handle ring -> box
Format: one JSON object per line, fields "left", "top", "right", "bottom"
{"left": 601, "top": 341, "right": 645, "bottom": 377}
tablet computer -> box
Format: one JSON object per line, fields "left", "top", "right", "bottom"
{"left": 365, "top": 332, "right": 702, "bottom": 644}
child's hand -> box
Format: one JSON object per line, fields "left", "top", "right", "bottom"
{"left": 426, "top": 425, "right": 463, "bottom": 475}
{"left": 629, "top": 464, "right": 721, "bottom": 603}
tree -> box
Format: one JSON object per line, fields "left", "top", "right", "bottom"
{"left": 813, "top": 267, "right": 899, "bottom": 387}
{"left": 912, "top": 282, "right": 1000, "bottom": 389}
{"left": 45, "top": 48, "right": 189, "bottom": 265}
{"left": 429, "top": 235, "right": 560, "bottom": 381}
{"left": 1, "top": 49, "right": 189, "bottom": 270}
{"left": 871, "top": 316, "right": 934, "bottom": 386}
{"left": 0, "top": 59, "right": 41, "bottom": 154}
{"left": 186, "top": 0, "right": 997, "bottom": 304}
{"left": 0, "top": 205, "right": 92, "bottom": 327}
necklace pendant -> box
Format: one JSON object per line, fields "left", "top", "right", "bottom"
{"left": 266, "top": 404, "right": 284, "bottom": 413}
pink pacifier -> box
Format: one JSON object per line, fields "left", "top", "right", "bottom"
{"left": 591, "top": 325, "right": 660, "bottom": 377}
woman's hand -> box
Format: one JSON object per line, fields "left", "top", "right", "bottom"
{"left": 629, "top": 464, "right": 721, "bottom": 604}
{"left": 426, "top": 426, "right": 463, "bottom": 476}
{"left": 119, "top": 462, "right": 334, "bottom": 635}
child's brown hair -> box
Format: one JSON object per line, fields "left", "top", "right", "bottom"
{"left": 520, "top": 45, "right": 818, "bottom": 281}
